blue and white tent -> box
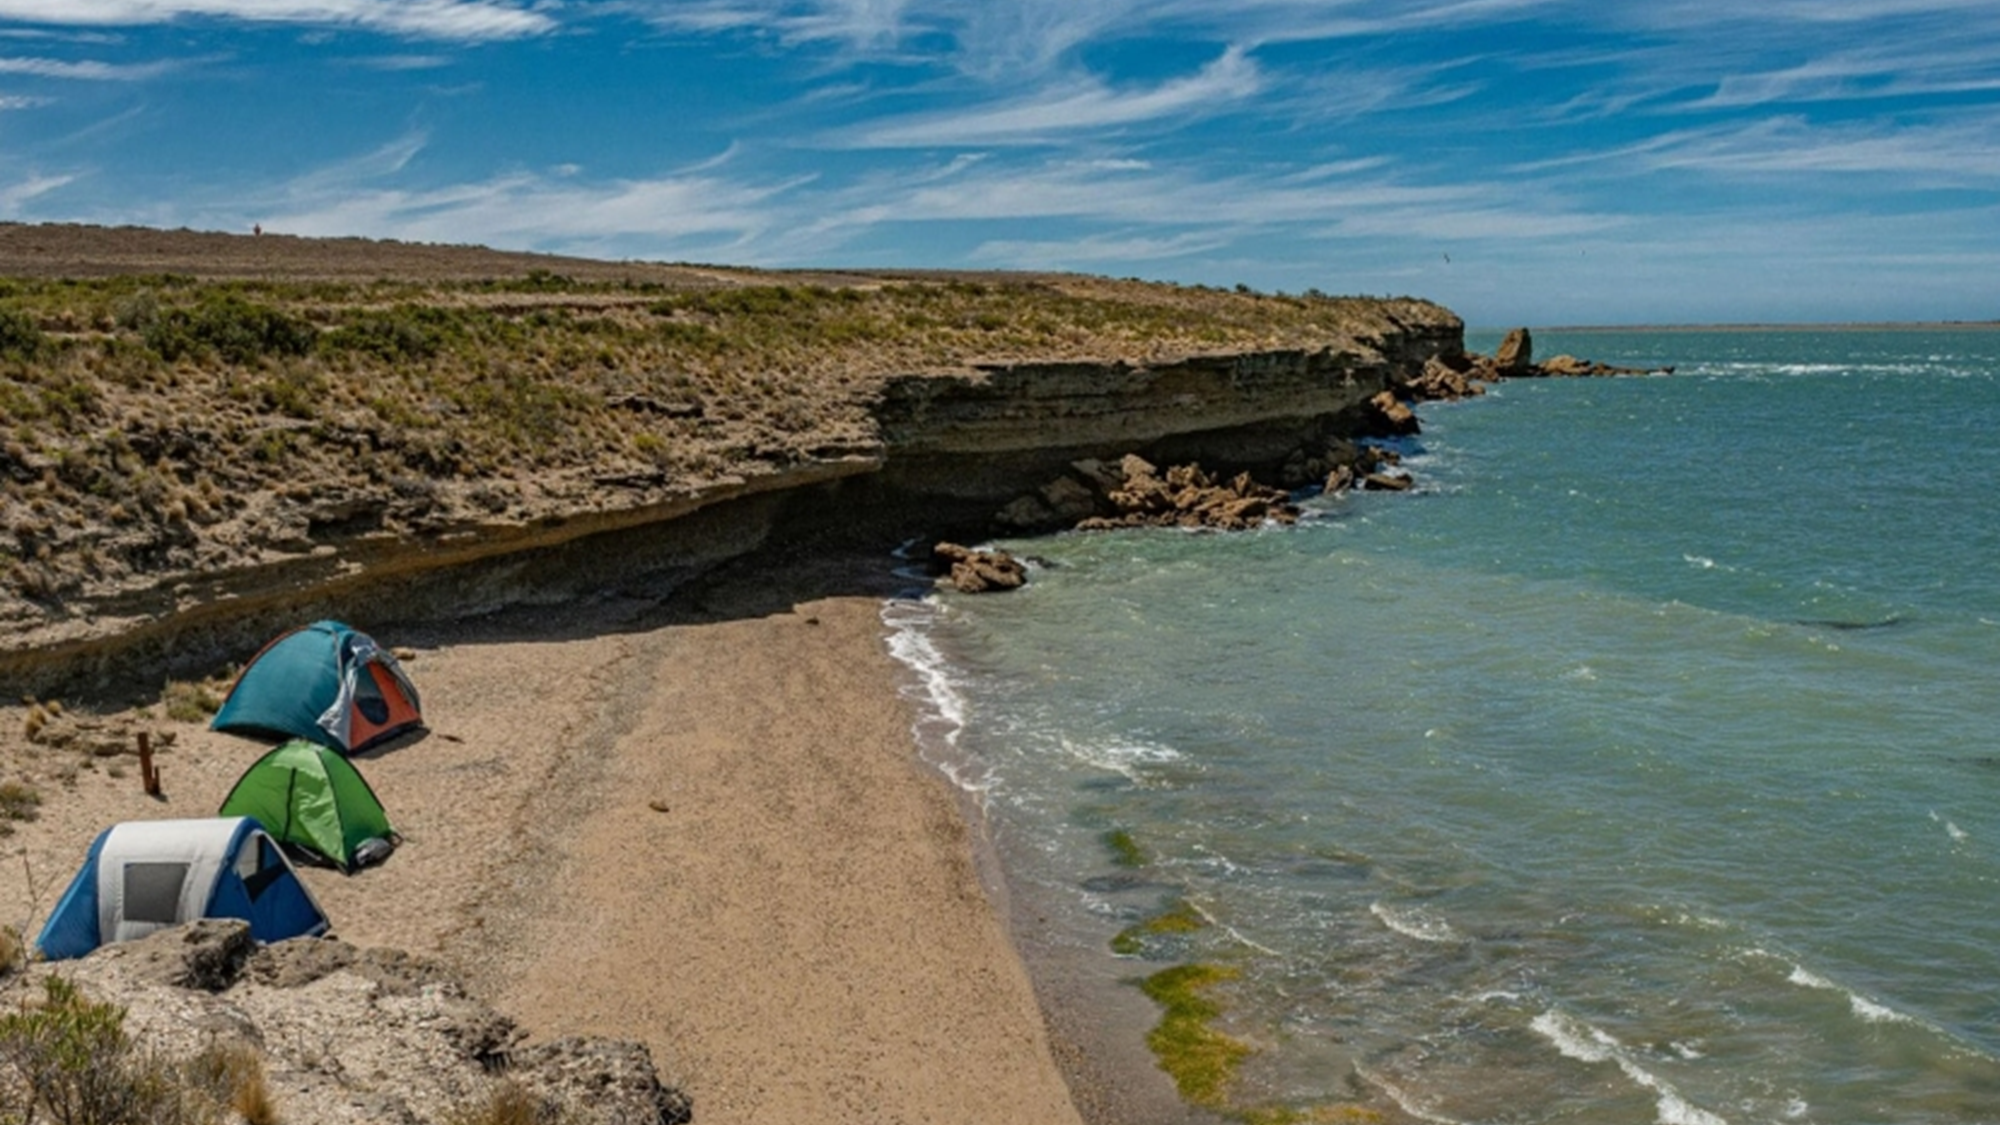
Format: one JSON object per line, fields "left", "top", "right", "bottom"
{"left": 34, "top": 817, "right": 330, "bottom": 961}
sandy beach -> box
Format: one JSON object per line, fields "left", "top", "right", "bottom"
{"left": 0, "top": 551, "right": 1088, "bottom": 1125}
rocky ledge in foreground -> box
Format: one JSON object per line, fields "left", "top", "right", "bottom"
{"left": 0, "top": 920, "right": 691, "bottom": 1125}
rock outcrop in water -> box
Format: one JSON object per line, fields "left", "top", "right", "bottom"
{"left": 933, "top": 542, "right": 1028, "bottom": 593}
{"left": 1403, "top": 327, "right": 1673, "bottom": 399}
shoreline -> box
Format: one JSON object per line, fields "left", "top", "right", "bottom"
{"left": 883, "top": 590, "right": 1212, "bottom": 1125}
{"left": 0, "top": 544, "right": 1153, "bottom": 1124}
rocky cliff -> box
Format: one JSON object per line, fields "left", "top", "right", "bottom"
{"left": 0, "top": 228, "right": 1462, "bottom": 694}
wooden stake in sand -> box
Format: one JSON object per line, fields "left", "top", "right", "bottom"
{"left": 137, "top": 731, "right": 162, "bottom": 798}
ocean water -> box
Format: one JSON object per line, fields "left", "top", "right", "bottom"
{"left": 885, "top": 327, "right": 2000, "bottom": 1125}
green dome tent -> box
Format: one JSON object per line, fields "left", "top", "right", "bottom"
{"left": 218, "top": 740, "right": 396, "bottom": 873}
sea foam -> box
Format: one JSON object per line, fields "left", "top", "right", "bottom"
{"left": 1787, "top": 964, "right": 1921, "bottom": 1026}
{"left": 1370, "top": 902, "right": 1463, "bottom": 944}
{"left": 1531, "top": 1010, "right": 1728, "bottom": 1125}
{"left": 882, "top": 597, "right": 990, "bottom": 795}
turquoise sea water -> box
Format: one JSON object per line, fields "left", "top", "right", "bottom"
{"left": 886, "top": 328, "right": 2000, "bottom": 1125}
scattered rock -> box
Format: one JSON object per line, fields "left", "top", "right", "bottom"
{"left": 1524, "top": 353, "right": 1675, "bottom": 377}
{"left": 25, "top": 709, "right": 176, "bottom": 759}
{"left": 933, "top": 543, "right": 1028, "bottom": 593}
{"left": 1001, "top": 455, "right": 1305, "bottom": 535}
{"left": 1392, "top": 352, "right": 1490, "bottom": 403}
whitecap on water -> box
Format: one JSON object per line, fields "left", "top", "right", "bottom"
{"left": 1370, "top": 902, "right": 1463, "bottom": 944}
{"left": 1930, "top": 809, "right": 1970, "bottom": 842}
{"left": 1787, "top": 963, "right": 1923, "bottom": 1026}
{"left": 1354, "top": 1065, "right": 1470, "bottom": 1125}
{"left": 1058, "top": 735, "right": 1184, "bottom": 783}
{"left": 1530, "top": 1010, "right": 1729, "bottom": 1125}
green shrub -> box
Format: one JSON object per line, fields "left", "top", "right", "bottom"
{"left": 251, "top": 368, "right": 327, "bottom": 420}
{"left": 143, "top": 296, "right": 316, "bottom": 365}
{"left": 0, "top": 976, "right": 154, "bottom": 1123}
{"left": 0, "top": 307, "right": 46, "bottom": 362}
{"left": 322, "top": 306, "right": 449, "bottom": 363}
{"left": 0, "top": 975, "right": 271, "bottom": 1124}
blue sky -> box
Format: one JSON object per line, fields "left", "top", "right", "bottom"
{"left": 1, "top": 2, "right": 1997, "bottom": 326}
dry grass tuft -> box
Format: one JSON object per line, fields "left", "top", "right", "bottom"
{"left": 445, "top": 1079, "right": 551, "bottom": 1125}
{"left": 161, "top": 679, "right": 226, "bottom": 723}
{"left": 186, "top": 1041, "right": 281, "bottom": 1124}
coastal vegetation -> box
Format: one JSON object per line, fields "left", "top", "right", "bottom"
{"left": 1139, "top": 963, "right": 1252, "bottom": 1111}
{"left": 1103, "top": 828, "right": 1146, "bottom": 867}
{"left": 1110, "top": 897, "right": 1208, "bottom": 956}
{"left": 1108, "top": 841, "right": 1386, "bottom": 1123}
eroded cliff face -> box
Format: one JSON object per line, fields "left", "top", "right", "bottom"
{"left": 3, "top": 299, "right": 1461, "bottom": 694}
{"left": 870, "top": 298, "right": 1459, "bottom": 500}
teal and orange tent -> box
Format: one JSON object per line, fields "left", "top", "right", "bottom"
{"left": 211, "top": 620, "right": 422, "bottom": 753}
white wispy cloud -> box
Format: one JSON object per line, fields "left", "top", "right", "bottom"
{"left": 843, "top": 46, "right": 1262, "bottom": 147}
{"left": 0, "top": 54, "right": 176, "bottom": 79}
{"left": 0, "top": 1, "right": 554, "bottom": 40}
{"left": 0, "top": 27, "right": 124, "bottom": 42}
{"left": 282, "top": 132, "right": 429, "bottom": 194}
{"left": 231, "top": 136, "right": 811, "bottom": 258}
{"left": 0, "top": 171, "right": 74, "bottom": 214}
{"left": 346, "top": 53, "right": 454, "bottom": 71}
{"left": 1693, "top": 42, "right": 2000, "bottom": 107}
{"left": 797, "top": 151, "right": 1607, "bottom": 252}
{"left": 1640, "top": 116, "right": 2000, "bottom": 180}
{"left": 617, "top": 0, "right": 916, "bottom": 48}
{"left": 972, "top": 230, "right": 1233, "bottom": 269}
{"left": 259, "top": 174, "right": 809, "bottom": 258}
